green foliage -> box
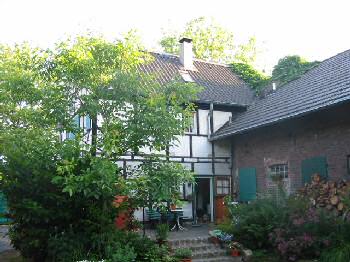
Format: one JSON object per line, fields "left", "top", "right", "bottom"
{"left": 231, "top": 62, "right": 270, "bottom": 93}
{"left": 156, "top": 223, "right": 169, "bottom": 241}
{"left": 221, "top": 197, "right": 288, "bottom": 249}
{"left": 320, "top": 243, "right": 350, "bottom": 262}
{"left": 129, "top": 159, "right": 195, "bottom": 209}
{"left": 107, "top": 243, "right": 137, "bottom": 262}
{"left": 272, "top": 55, "right": 320, "bottom": 87}
{"left": 160, "top": 17, "right": 258, "bottom": 64}
{"left": 221, "top": 192, "right": 350, "bottom": 261}
{"left": 174, "top": 248, "right": 192, "bottom": 259}
{"left": 0, "top": 34, "right": 198, "bottom": 260}
{"left": 114, "top": 231, "right": 170, "bottom": 262}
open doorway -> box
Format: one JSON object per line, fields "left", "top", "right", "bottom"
{"left": 194, "top": 178, "right": 211, "bottom": 223}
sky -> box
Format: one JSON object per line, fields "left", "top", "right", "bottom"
{"left": 1, "top": 0, "right": 350, "bottom": 73}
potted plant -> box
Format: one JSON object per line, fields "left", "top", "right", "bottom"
{"left": 228, "top": 242, "right": 242, "bottom": 257}
{"left": 174, "top": 248, "right": 192, "bottom": 262}
{"left": 156, "top": 223, "right": 169, "bottom": 245}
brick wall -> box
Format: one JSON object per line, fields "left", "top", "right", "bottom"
{"left": 232, "top": 102, "right": 350, "bottom": 194}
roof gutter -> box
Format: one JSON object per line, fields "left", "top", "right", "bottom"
{"left": 196, "top": 99, "right": 249, "bottom": 108}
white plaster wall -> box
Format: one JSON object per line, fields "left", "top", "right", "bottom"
{"left": 198, "top": 109, "right": 209, "bottom": 135}
{"left": 134, "top": 208, "right": 145, "bottom": 221}
{"left": 169, "top": 135, "right": 190, "bottom": 156}
{"left": 213, "top": 111, "right": 232, "bottom": 132}
{"left": 194, "top": 162, "right": 213, "bottom": 175}
{"left": 192, "top": 136, "right": 212, "bottom": 157}
{"left": 214, "top": 163, "right": 231, "bottom": 175}
{"left": 116, "top": 161, "right": 124, "bottom": 170}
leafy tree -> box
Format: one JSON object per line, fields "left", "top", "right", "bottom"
{"left": 272, "top": 55, "right": 320, "bottom": 87}
{"left": 160, "top": 17, "right": 258, "bottom": 64}
{"left": 129, "top": 158, "right": 194, "bottom": 210}
{"left": 0, "top": 35, "right": 198, "bottom": 261}
{"left": 231, "top": 62, "right": 270, "bottom": 94}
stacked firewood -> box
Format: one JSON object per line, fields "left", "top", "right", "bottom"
{"left": 297, "top": 174, "right": 350, "bottom": 216}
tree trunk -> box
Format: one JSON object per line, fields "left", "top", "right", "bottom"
{"left": 91, "top": 114, "right": 98, "bottom": 156}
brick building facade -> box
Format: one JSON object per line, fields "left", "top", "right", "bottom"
{"left": 211, "top": 49, "right": 350, "bottom": 201}
{"left": 232, "top": 102, "right": 350, "bottom": 195}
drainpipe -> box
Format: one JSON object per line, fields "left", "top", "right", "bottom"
{"left": 231, "top": 140, "right": 236, "bottom": 200}
{"left": 209, "top": 102, "right": 215, "bottom": 222}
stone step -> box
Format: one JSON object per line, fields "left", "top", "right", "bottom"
{"left": 177, "top": 244, "right": 221, "bottom": 252}
{"left": 169, "top": 237, "right": 210, "bottom": 247}
{"left": 170, "top": 242, "right": 221, "bottom": 250}
{"left": 169, "top": 236, "right": 243, "bottom": 262}
{"left": 192, "top": 248, "right": 228, "bottom": 259}
{"left": 192, "top": 256, "right": 242, "bottom": 262}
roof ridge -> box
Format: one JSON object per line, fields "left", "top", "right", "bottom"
{"left": 211, "top": 48, "right": 350, "bottom": 140}
{"left": 147, "top": 51, "right": 230, "bottom": 67}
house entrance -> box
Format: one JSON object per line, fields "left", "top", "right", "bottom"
{"left": 194, "top": 178, "right": 212, "bottom": 223}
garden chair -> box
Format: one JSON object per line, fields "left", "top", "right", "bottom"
{"left": 146, "top": 209, "right": 161, "bottom": 228}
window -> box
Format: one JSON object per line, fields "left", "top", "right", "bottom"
{"left": 268, "top": 163, "right": 290, "bottom": 198}
{"left": 216, "top": 178, "right": 230, "bottom": 195}
{"left": 269, "top": 164, "right": 288, "bottom": 179}
{"left": 179, "top": 70, "right": 195, "bottom": 82}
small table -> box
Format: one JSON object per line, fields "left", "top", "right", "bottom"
{"left": 170, "top": 208, "right": 186, "bottom": 231}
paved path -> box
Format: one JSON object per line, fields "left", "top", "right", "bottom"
{"left": 0, "top": 226, "right": 12, "bottom": 253}
{"left": 142, "top": 223, "right": 214, "bottom": 240}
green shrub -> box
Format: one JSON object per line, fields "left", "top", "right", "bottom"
{"left": 107, "top": 243, "right": 137, "bottom": 262}
{"left": 222, "top": 197, "right": 288, "bottom": 249}
{"left": 320, "top": 243, "right": 350, "bottom": 262}
{"left": 156, "top": 223, "right": 169, "bottom": 241}
{"left": 174, "top": 248, "right": 192, "bottom": 259}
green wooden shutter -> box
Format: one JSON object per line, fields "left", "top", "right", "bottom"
{"left": 301, "top": 156, "right": 328, "bottom": 184}
{"left": 239, "top": 167, "right": 257, "bottom": 202}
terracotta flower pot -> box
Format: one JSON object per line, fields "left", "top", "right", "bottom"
{"left": 114, "top": 195, "right": 131, "bottom": 230}
{"left": 170, "top": 204, "right": 176, "bottom": 210}
{"left": 180, "top": 259, "right": 191, "bottom": 262}
{"left": 115, "top": 211, "right": 129, "bottom": 229}
{"left": 231, "top": 249, "right": 240, "bottom": 257}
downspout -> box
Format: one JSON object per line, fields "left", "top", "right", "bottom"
{"left": 231, "top": 139, "right": 236, "bottom": 200}
{"left": 209, "top": 103, "right": 215, "bottom": 222}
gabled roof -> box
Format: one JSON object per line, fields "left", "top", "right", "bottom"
{"left": 211, "top": 49, "right": 350, "bottom": 140}
{"left": 139, "top": 52, "right": 255, "bottom": 106}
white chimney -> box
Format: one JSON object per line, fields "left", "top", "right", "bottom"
{"left": 179, "top": 37, "right": 193, "bottom": 70}
{"left": 272, "top": 82, "right": 277, "bottom": 91}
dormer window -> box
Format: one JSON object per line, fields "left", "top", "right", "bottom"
{"left": 179, "top": 70, "right": 195, "bottom": 83}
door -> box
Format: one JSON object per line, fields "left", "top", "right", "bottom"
{"left": 301, "top": 156, "right": 328, "bottom": 184}
{"left": 194, "top": 178, "right": 212, "bottom": 223}
{"left": 215, "top": 177, "right": 231, "bottom": 223}
{"left": 239, "top": 167, "right": 257, "bottom": 202}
